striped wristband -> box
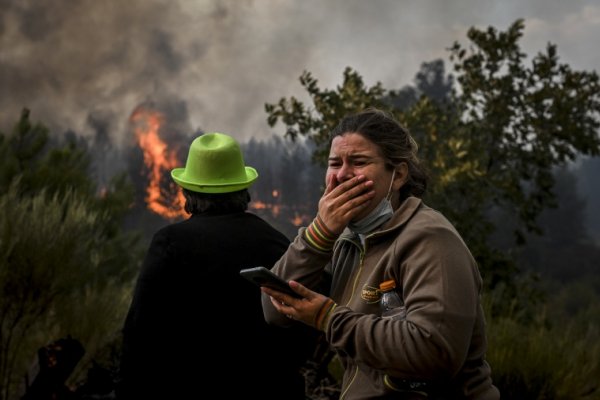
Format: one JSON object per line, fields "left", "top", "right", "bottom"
{"left": 314, "top": 298, "right": 337, "bottom": 331}
{"left": 304, "top": 215, "right": 338, "bottom": 252}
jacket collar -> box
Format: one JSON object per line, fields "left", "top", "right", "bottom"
{"left": 339, "top": 196, "right": 423, "bottom": 242}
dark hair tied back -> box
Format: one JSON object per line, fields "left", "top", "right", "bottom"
{"left": 330, "top": 107, "right": 428, "bottom": 200}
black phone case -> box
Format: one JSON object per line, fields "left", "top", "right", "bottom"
{"left": 239, "top": 266, "right": 302, "bottom": 298}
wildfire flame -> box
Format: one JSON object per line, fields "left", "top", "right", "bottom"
{"left": 130, "top": 107, "right": 187, "bottom": 220}
{"left": 249, "top": 188, "right": 311, "bottom": 227}
{"left": 129, "top": 111, "right": 312, "bottom": 228}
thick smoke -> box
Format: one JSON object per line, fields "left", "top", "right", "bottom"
{"left": 3, "top": 0, "right": 598, "bottom": 146}
{"left": 0, "top": 0, "right": 320, "bottom": 145}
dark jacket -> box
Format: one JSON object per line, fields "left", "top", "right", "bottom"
{"left": 118, "top": 211, "right": 314, "bottom": 399}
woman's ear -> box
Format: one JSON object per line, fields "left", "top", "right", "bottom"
{"left": 393, "top": 162, "right": 409, "bottom": 191}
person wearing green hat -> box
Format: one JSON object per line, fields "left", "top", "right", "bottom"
{"left": 117, "top": 132, "right": 316, "bottom": 399}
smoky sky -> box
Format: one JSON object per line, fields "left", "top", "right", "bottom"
{"left": 1, "top": 0, "right": 599, "bottom": 147}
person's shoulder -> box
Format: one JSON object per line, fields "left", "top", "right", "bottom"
{"left": 149, "top": 222, "right": 174, "bottom": 238}
{"left": 149, "top": 218, "right": 194, "bottom": 242}
{"left": 413, "top": 201, "right": 451, "bottom": 224}
{"left": 243, "top": 212, "right": 290, "bottom": 240}
{"left": 404, "top": 201, "right": 462, "bottom": 237}
{"left": 242, "top": 211, "right": 278, "bottom": 227}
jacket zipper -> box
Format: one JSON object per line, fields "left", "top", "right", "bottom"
{"left": 339, "top": 238, "right": 367, "bottom": 398}
{"left": 340, "top": 365, "right": 359, "bottom": 400}
{"left": 342, "top": 239, "right": 366, "bottom": 306}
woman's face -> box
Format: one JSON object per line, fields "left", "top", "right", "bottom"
{"left": 326, "top": 132, "right": 398, "bottom": 221}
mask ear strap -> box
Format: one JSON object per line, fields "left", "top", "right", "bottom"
{"left": 386, "top": 169, "right": 396, "bottom": 200}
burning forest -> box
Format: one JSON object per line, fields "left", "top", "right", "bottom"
{"left": 114, "top": 103, "right": 324, "bottom": 240}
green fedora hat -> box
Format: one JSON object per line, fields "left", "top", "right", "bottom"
{"left": 171, "top": 132, "right": 258, "bottom": 193}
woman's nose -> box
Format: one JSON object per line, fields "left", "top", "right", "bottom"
{"left": 337, "top": 164, "right": 354, "bottom": 182}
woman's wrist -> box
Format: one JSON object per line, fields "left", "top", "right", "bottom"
{"left": 314, "top": 298, "right": 337, "bottom": 331}
{"left": 304, "top": 215, "right": 339, "bottom": 251}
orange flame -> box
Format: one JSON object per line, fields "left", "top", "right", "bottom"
{"left": 249, "top": 188, "right": 312, "bottom": 226}
{"left": 290, "top": 212, "right": 305, "bottom": 226}
{"left": 251, "top": 201, "right": 268, "bottom": 210}
{"left": 131, "top": 107, "right": 187, "bottom": 220}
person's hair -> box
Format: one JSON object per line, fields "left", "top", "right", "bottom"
{"left": 182, "top": 188, "right": 251, "bottom": 214}
{"left": 329, "top": 107, "right": 428, "bottom": 200}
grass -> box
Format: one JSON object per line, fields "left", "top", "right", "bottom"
{"left": 485, "top": 279, "right": 600, "bottom": 399}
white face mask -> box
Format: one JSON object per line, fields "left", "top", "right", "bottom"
{"left": 348, "top": 170, "right": 396, "bottom": 235}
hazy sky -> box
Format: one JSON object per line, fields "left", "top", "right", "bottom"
{"left": 1, "top": 0, "right": 599, "bottom": 146}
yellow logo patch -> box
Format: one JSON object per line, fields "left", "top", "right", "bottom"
{"left": 361, "top": 284, "right": 381, "bottom": 304}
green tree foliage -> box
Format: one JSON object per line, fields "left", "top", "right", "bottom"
{"left": 446, "top": 19, "right": 600, "bottom": 239}
{"left": 0, "top": 109, "right": 142, "bottom": 400}
{"left": 265, "top": 68, "right": 388, "bottom": 163}
{"left": 264, "top": 20, "right": 600, "bottom": 314}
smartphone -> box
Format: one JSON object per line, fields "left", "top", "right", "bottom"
{"left": 239, "top": 266, "right": 302, "bottom": 299}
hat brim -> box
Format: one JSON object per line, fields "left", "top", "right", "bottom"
{"left": 171, "top": 167, "right": 258, "bottom": 194}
